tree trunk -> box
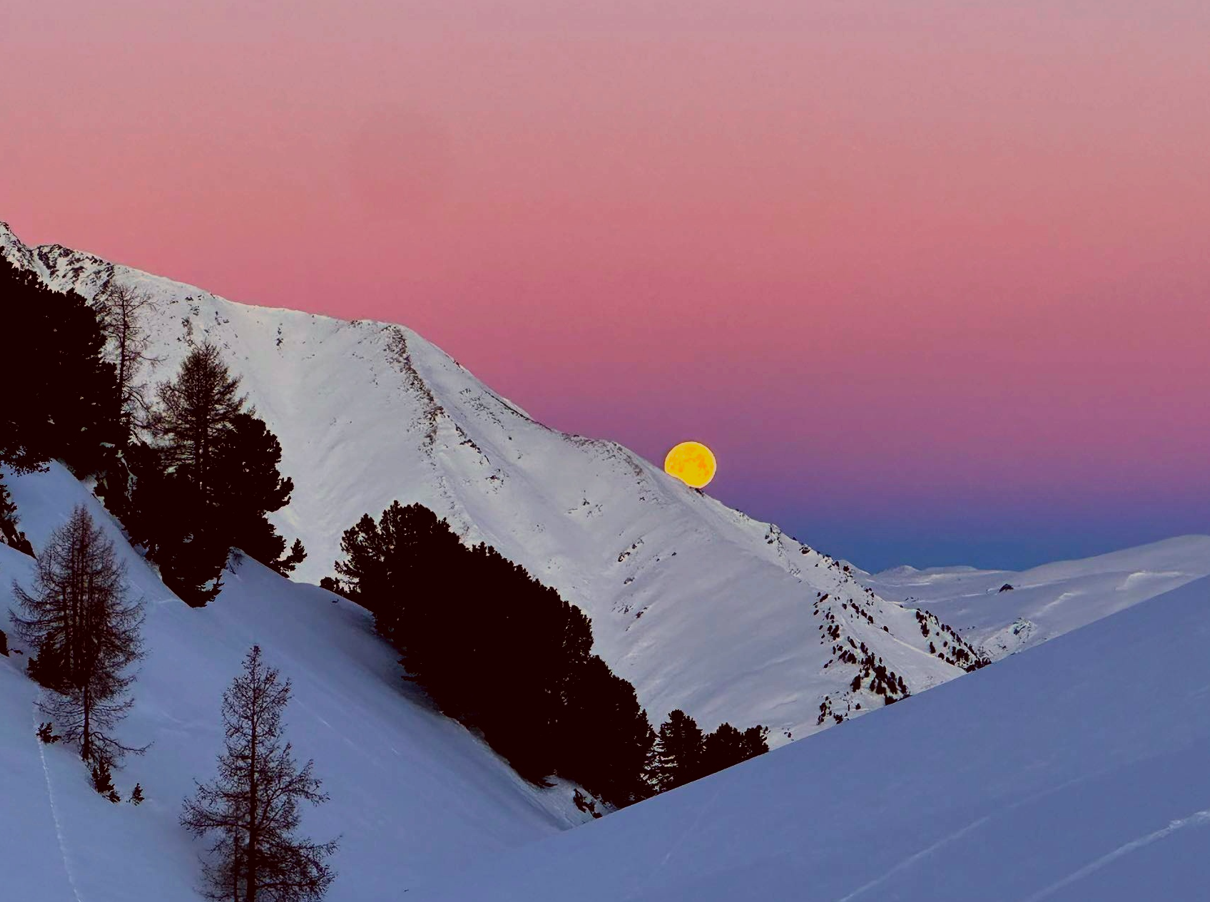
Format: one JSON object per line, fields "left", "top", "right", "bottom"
{"left": 245, "top": 681, "right": 259, "bottom": 902}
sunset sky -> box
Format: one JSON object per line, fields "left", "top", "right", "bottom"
{"left": 3, "top": 1, "right": 1207, "bottom": 570}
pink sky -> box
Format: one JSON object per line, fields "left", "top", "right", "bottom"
{"left": 3, "top": 1, "right": 1207, "bottom": 567}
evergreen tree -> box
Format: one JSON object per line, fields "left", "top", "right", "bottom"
{"left": 559, "top": 655, "right": 656, "bottom": 806}
{"left": 130, "top": 782, "right": 145, "bottom": 805}
{"left": 330, "top": 501, "right": 657, "bottom": 807}
{"left": 702, "top": 722, "right": 745, "bottom": 777}
{"left": 153, "top": 341, "right": 246, "bottom": 498}
{"left": 274, "top": 540, "right": 308, "bottom": 577}
{"left": 0, "top": 256, "right": 120, "bottom": 475}
{"left": 332, "top": 502, "right": 462, "bottom": 642}
{"left": 181, "top": 646, "right": 338, "bottom": 902}
{"left": 739, "top": 724, "right": 770, "bottom": 761}
{"left": 651, "top": 710, "right": 705, "bottom": 792}
{"left": 9, "top": 506, "right": 146, "bottom": 764}
{"left": 135, "top": 344, "right": 304, "bottom": 603}
{"left": 214, "top": 413, "right": 303, "bottom": 574}
{"left": 92, "top": 758, "right": 121, "bottom": 803}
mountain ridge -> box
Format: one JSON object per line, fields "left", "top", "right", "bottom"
{"left": 0, "top": 219, "right": 988, "bottom": 746}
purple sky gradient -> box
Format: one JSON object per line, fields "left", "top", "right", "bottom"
{"left": 3, "top": 1, "right": 1207, "bottom": 569}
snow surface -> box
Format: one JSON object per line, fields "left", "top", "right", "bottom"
{"left": 858, "top": 536, "right": 1210, "bottom": 659}
{"left": 0, "top": 464, "right": 586, "bottom": 902}
{"left": 409, "top": 576, "right": 1210, "bottom": 902}
{"left": 1, "top": 220, "right": 983, "bottom": 745}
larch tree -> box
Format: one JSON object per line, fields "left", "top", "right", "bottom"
{"left": 96, "top": 282, "right": 161, "bottom": 446}
{"left": 181, "top": 646, "right": 337, "bottom": 902}
{"left": 9, "top": 505, "right": 145, "bottom": 764}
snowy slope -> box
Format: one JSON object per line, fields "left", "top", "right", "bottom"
{"left": 409, "top": 576, "right": 1210, "bottom": 902}
{"left": 0, "top": 464, "right": 586, "bottom": 902}
{"left": 859, "top": 536, "right": 1210, "bottom": 659}
{"left": 1, "top": 220, "right": 979, "bottom": 744}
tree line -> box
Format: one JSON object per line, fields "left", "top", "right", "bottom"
{"left": 323, "top": 501, "right": 769, "bottom": 807}
{"left": 4, "top": 259, "right": 331, "bottom": 898}
{"left": 0, "top": 255, "right": 306, "bottom": 602}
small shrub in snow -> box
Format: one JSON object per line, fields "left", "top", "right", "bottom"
{"left": 129, "top": 783, "right": 144, "bottom": 805}
{"left": 91, "top": 760, "right": 121, "bottom": 803}
{"left": 37, "top": 722, "right": 61, "bottom": 744}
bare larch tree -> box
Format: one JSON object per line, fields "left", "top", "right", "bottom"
{"left": 9, "top": 505, "right": 145, "bottom": 764}
{"left": 96, "top": 282, "right": 161, "bottom": 443}
{"left": 182, "top": 645, "right": 337, "bottom": 902}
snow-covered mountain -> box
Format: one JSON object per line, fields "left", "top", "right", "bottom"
{"left": 407, "top": 575, "right": 1210, "bottom": 902}
{"left": 858, "top": 536, "right": 1210, "bottom": 659}
{"left": 1, "top": 463, "right": 586, "bottom": 902}
{"left": 1, "top": 220, "right": 981, "bottom": 744}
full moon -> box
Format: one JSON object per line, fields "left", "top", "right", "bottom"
{"left": 664, "top": 441, "right": 717, "bottom": 489}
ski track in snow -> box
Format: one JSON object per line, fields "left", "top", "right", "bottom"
{"left": 1018, "top": 807, "right": 1210, "bottom": 902}
{"left": 623, "top": 782, "right": 727, "bottom": 902}
{"left": 33, "top": 703, "right": 85, "bottom": 902}
{"left": 832, "top": 815, "right": 993, "bottom": 902}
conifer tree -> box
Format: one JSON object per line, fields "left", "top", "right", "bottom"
{"left": 153, "top": 341, "right": 246, "bottom": 497}
{"left": 214, "top": 413, "right": 303, "bottom": 574}
{"left": 182, "top": 646, "right": 337, "bottom": 902}
{"left": 651, "top": 709, "right": 705, "bottom": 792}
{"left": 92, "top": 758, "right": 122, "bottom": 803}
{"left": 331, "top": 501, "right": 657, "bottom": 807}
{"left": 9, "top": 506, "right": 145, "bottom": 764}
{"left": 0, "top": 256, "right": 120, "bottom": 475}
{"left": 133, "top": 344, "right": 305, "bottom": 602}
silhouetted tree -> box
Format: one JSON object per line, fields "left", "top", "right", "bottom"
{"left": 214, "top": 413, "right": 304, "bottom": 575}
{"left": 153, "top": 341, "right": 246, "bottom": 497}
{"left": 651, "top": 710, "right": 705, "bottom": 792}
{"left": 331, "top": 502, "right": 656, "bottom": 807}
{"left": 0, "top": 256, "right": 120, "bottom": 475}
{"left": 331, "top": 501, "right": 766, "bottom": 806}
{"left": 95, "top": 282, "right": 160, "bottom": 446}
{"left": 700, "top": 722, "right": 768, "bottom": 777}
{"left": 559, "top": 655, "right": 656, "bottom": 806}
{"left": 9, "top": 506, "right": 145, "bottom": 764}
{"left": 92, "top": 758, "right": 121, "bottom": 803}
{"left": 133, "top": 345, "right": 304, "bottom": 603}
{"left": 181, "top": 646, "right": 338, "bottom": 902}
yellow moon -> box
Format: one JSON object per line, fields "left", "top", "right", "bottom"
{"left": 664, "top": 441, "right": 717, "bottom": 489}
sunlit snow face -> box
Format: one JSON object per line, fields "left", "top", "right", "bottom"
{"left": 664, "top": 441, "right": 717, "bottom": 489}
